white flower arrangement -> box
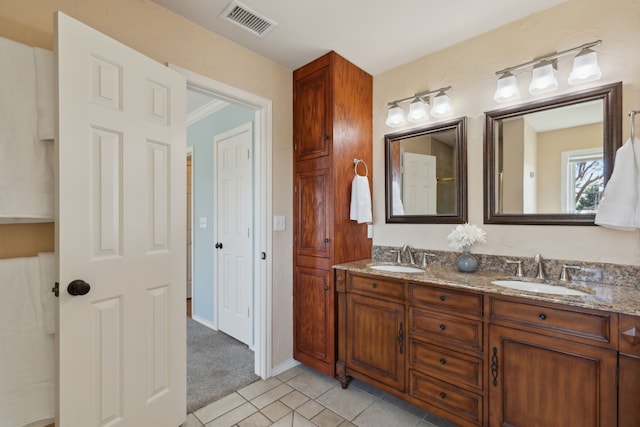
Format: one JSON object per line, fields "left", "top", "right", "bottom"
{"left": 447, "top": 223, "right": 487, "bottom": 251}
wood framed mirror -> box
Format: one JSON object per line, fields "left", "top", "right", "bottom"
{"left": 483, "top": 82, "right": 622, "bottom": 225}
{"left": 385, "top": 117, "right": 467, "bottom": 224}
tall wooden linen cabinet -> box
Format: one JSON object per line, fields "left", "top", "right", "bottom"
{"left": 293, "top": 51, "right": 373, "bottom": 377}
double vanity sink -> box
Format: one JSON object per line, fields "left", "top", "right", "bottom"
{"left": 335, "top": 258, "right": 640, "bottom": 426}
{"left": 367, "top": 263, "right": 593, "bottom": 298}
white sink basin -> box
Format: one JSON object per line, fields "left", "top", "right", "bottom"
{"left": 369, "top": 265, "right": 425, "bottom": 273}
{"left": 492, "top": 280, "right": 589, "bottom": 296}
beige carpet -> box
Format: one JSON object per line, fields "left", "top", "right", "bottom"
{"left": 187, "top": 318, "right": 260, "bottom": 413}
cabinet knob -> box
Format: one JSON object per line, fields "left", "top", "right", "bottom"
{"left": 324, "top": 238, "right": 329, "bottom": 243}
{"left": 439, "top": 392, "right": 447, "bottom": 399}
{"left": 439, "top": 324, "right": 446, "bottom": 331}
{"left": 324, "top": 285, "right": 329, "bottom": 291}
{"left": 371, "top": 283, "right": 377, "bottom": 289}
{"left": 538, "top": 313, "right": 547, "bottom": 321}
{"left": 439, "top": 295, "right": 446, "bottom": 301}
{"left": 439, "top": 358, "right": 446, "bottom": 365}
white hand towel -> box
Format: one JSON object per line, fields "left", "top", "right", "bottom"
{"left": 350, "top": 175, "right": 372, "bottom": 224}
{"left": 33, "top": 47, "right": 55, "bottom": 141}
{"left": 0, "top": 36, "right": 54, "bottom": 222}
{"left": 595, "top": 138, "right": 639, "bottom": 230}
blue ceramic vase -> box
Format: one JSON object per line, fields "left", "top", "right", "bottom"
{"left": 456, "top": 247, "right": 477, "bottom": 273}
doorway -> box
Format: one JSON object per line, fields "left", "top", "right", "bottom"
{"left": 174, "top": 65, "right": 272, "bottom": 379}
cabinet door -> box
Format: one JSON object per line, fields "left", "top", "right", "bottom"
{"left": 619, "top": 355, "right": 640, "bottom": 427}
{"left": 293, "top": 66, "right": 331, "bottom": 161}
{"left": 489, "top": 325, "right": 617, "bottom": 427}
{"left": 293, "top": 267, "right": 334, "bottom": 366}
{"left": 346, "top": 294, "right": 405, "bottom": 391}
{"left": 295, "top": 168, "right": 330, "bottom": 259}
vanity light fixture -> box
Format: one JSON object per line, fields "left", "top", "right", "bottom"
{"left": 493, "top": 40, "right": 602, "bottom": 103}
{"left": 493, "top": 71, "right": 520, "bottom": 102}
{"left": 529, "top": 60, "right": 558, "bottom": 95}
{"left": 385, "top": 86, "right": 453, "bottom": 127}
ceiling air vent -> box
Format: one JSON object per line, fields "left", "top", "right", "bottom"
{"left": 221, "top": 1, "right": 278, "bottom": 38}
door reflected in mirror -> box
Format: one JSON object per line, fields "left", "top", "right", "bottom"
{"left": 385, "top": 117, "right": 467, "bottom": 223}
{"left": 484, "top": 82, "right": 622, "bottom": 225}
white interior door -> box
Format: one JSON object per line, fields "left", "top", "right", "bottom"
{"left": 215, "top": 123, "right": 253, "bottom": 346}
{"left": 402, "top": 152, "right": 437, "bottom": 215}
{"left": 56, "top": 12, "right": 186, "bottom": 427}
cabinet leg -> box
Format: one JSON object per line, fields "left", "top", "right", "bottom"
{"left": 335, "top": 362, "right": 352, "bottom": 389}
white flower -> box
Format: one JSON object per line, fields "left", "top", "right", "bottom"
{"left": 447, "top": 223, "right": 487, "bottom": 251}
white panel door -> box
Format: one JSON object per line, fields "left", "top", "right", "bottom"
{"left": 56, "top": 12, "right": 186, "bottom": 427}
{"left": 403, "top": 152, "right": 437, "bottom": 215}
{"left": 215, "top": 123, "right": 253, "bottom": 346}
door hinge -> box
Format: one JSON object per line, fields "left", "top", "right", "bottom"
{"left": 51, "top": 282, "right": 59, "bottom": 298}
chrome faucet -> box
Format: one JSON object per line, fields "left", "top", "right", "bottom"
{"left": 402, "top": 245, "right": 416, "bottom": 265}
{"left": 534, "top": 254, "right": 545, "bottom": 280}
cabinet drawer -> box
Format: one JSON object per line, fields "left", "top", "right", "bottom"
{"left": 349, "top": 274, "right": 404, "bottom": 301}
{"left": 409, "top": 307, "right": 483, "bottom": 352}
{"left": 409, "top": 339, "right": 482, "bottom": 390}
{"left": 619, "top": 314, "right": 640, "bottom": 357}
{"left": 489, "top": 298, "right": 614, "bottom": 346}
{"left": 409, "top": 284, "right": 482, "bottom": 317}
{"left": 409, "top": 369, "right": 482, "bottom": 426}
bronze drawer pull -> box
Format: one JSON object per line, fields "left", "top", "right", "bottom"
{"left": 439, "top": 324, "right": 446, "bottom": 331}
{"left": 539, "top": 313, "right": 547, "bottom": 321}
{"left": 371, "top": 283, "right": 377, "bottom": 288}
{"left": 439, "top": 358, "right": 446, "bottom": 365}
{"left": 439, "top": 392, "right": 446, "bottom": 399}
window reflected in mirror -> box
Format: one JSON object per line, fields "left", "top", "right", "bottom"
{"left": 385, "top": 117, "right": 467, "bottom": 224}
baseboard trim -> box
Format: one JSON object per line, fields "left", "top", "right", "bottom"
{"left": 190, "top": 315, "right": 217, "bottom": 331}
{"left": 270, "top": 358, "right": 301, "bottom": 377}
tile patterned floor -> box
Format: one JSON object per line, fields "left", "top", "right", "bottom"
{"left": 181, "top": 364, "right": 459, "bottom": 427}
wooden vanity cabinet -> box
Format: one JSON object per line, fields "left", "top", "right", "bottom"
{"left": 408, "top": 284, "right": 485, "bottom": 427}
{"left": 488, "top": 297, "right": 618, "bottom": 427}
{"left": 618, "top": 314, "right": 640, "bottom": 427}
{"left": 292, "top": 52, "right": 372, "bottom": 376}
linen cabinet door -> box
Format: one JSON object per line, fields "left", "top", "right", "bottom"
{"left": 294, "top": 168, "right": 331, "bottom": 260}
{"left": 293, "top": 267, "right": 334, "bottom": 373}
{"left": 489, "top": 325, "right": 617, "bottom": 427}
{"left": 293, "top": 63, "right": 331, "bottom": 161}
{"left": 346, "top": 293, "right": 405, "bottom": 391}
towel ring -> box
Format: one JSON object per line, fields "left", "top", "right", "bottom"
{"left": 353, "top": 159, "right": 368, "bottom": 177}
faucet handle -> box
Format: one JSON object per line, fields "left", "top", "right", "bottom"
{"left": 421, "top": 253, "right": 436, "bottom": 267}
{"left": 389, "top": 249, "right": 402, "bottom": 263}
{"left": 506, "top": 260, "right": 524, "bottom": 278}
{"left": 559, "top": 265, "right": 582, "bottom": 281}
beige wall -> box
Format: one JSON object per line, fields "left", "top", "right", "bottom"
{"left": 0, "top": 0, "right": 294, "bottom": 368}
{"left": 373, "top": 0, "right": 640, "bottom": 266}
{"left": 537, "top": 123, "right": 603, "bottom": 212}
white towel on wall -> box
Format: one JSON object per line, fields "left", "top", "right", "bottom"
{"left": 0, "top": 256, "right": 55, "bottom": 427}
{"left": 350, "top": 175, "right": 372, "bottom": 224}
{"left": 33, "top": 47, "right": 55, "bottom": 141}
{"left": 0, "top": 36, "right": 54, "bottom": 222}
{"left": 595, "top": 137, "right": 640, "bottom": 230}
{"left": 38, "top": 252, "right": 56, "bottom": 335}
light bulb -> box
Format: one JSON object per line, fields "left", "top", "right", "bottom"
{"left": 529, "top": 61, "right": 558, "bottom": 95}
{"left": 385, "top": 103, "right": 406, "bottom": 127}
{"left": 430, "top": 91, "right": 452, "bottom": 118}
{"left": 407, "top": 98, "right": 429, "bottom": 123}
{"left": 568, "top": 48, "right": 602, "bottom": 85}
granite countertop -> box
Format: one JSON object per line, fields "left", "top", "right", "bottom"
{"left": 335, "top": 259, "right": 640, "bottom": 317}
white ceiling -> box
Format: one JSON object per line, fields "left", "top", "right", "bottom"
{"left": 152, "top": 0, "right": 566, "bottom": 75}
